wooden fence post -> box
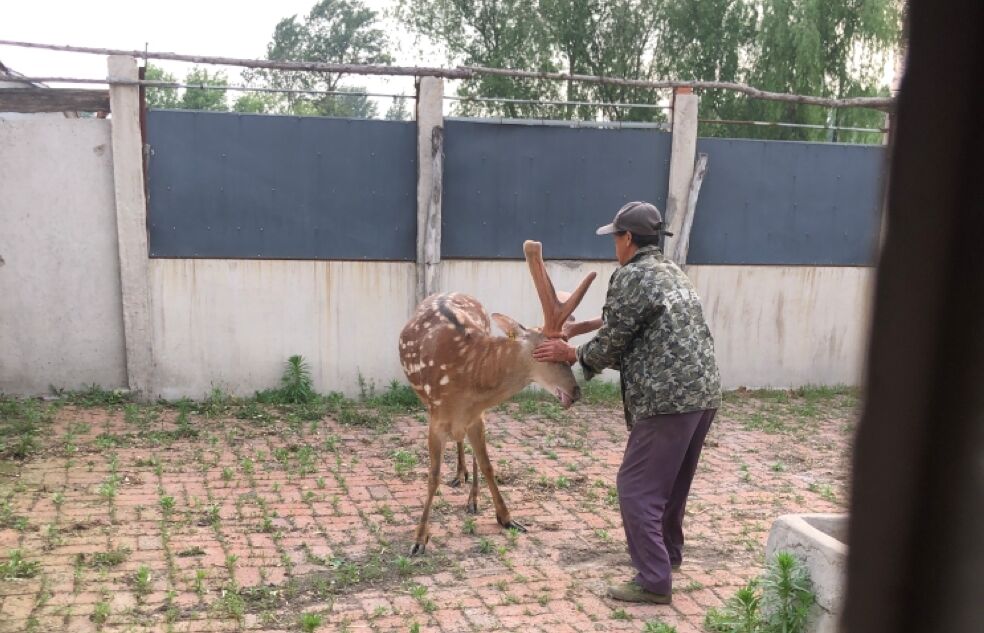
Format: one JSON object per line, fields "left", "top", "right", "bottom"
{"left": 415, "top": 77, "right": 444, "bottom": 305}
{"left": 663, "top": 87, "right": 699, "bottom": 263}
{"left": 108, "top": 55, "right": 154, "bottom": 399}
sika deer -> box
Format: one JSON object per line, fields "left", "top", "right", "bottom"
{"left": 399, "top": 241, "right": 596, "bottom": 555}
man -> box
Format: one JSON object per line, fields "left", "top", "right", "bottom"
{"left": 533, "top": 201, "right": 721, "bottom": 604}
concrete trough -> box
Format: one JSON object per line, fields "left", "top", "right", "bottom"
{"left": 766, "top": 513, "right": 848, "bottom": 633}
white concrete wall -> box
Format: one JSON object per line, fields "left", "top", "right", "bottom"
{"left": 145, "top": 258, "right": 871, "bottom": 398}
{"left": 149, "top": 259, "right": 415, "bottom": 399}
{"left": 688, "top": 265, "right": 874, "bottom": 389}
{"left": 0, "top": 117, "right": 127, "bottom": 393}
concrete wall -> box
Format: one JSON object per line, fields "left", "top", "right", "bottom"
{"left": 146, "top": 257, "right": 876, "bottom": 397}
{"left": 149, "top": 259, "right": 415, "bottom": 399}
{"left": 0, "top": 117, "right": 127, "bottom": 393}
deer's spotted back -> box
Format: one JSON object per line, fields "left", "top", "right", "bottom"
{"left": 399, "top": 293, "right": 490, "bottom": 406}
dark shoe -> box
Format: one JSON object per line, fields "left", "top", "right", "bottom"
{"left": 671, "top": 562, "right": 682, "bottom": 572}
{"left": 607, "top": 581, "right": 672, "bottom": 604}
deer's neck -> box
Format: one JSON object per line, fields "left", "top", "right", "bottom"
{"left": 472, "top": 336, "right": 532, "bottom": 406}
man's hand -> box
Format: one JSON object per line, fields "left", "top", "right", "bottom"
{"left": 533, "top": 339, "right": 577, "bottom": 365}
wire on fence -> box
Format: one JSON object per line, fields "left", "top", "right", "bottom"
{"left": 698, "top": 118, "right": 887, "bottom": 134}
{"left": 445, "top": 94, "right": 671, "bottom": 110}
{"left": 0, "top": 39, "right": 895, "bottom": 111}
{"left": 7, "top": 76, "right": 414, "bottom": 100}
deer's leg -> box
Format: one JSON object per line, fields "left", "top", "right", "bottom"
{"left": 466, "top": 449, "right": 479, "bottom": 514}
{"left": 467, "top": 418, "right": 527, "bottom": 533}
{"left": 411, "top": 428, "right": 445, "bottom": 556}
{"left": 449, "top": 441, "right": 469, "bottom": 487}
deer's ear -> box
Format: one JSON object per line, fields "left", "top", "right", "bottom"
{"left": 491, "top": 313, "right": 527, "bottom": 339}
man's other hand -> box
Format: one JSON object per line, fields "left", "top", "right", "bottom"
{"left": 533, "top": 339, "right": 577, "bottom": 365}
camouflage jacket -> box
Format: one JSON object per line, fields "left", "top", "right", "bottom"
{"left": 577, "top": 245, "right": 721, "bottom": 426}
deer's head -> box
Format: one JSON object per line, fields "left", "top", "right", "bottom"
{"left": 490, "top": 241, "right": 597, "bottom": 408}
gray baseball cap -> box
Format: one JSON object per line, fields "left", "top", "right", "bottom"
{"left": 595, "top": 201, "right": 674, "bottom": 237}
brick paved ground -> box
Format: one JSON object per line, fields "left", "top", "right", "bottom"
{"left": 0, "top": 387, "right": 856, "bottom": 633}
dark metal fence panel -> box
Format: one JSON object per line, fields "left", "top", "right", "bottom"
{"left": 687, "top": 137, "right": 886, "bottom": 265}
{"left": 147, "top": 110, "right": 417, "bottom": 260}
{"left": 441, "top": 119, "right": 672, "bottom": 259}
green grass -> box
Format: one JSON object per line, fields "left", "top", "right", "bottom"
{"left": 1, "top": 549, "right": 40, "bottom": 579}
{"left": 91, "top": 601, "right": 111, "bottom": 624}
{"left": 177, "top": 546, "right": 206, "bottom": 558}
{"left": 643, "top": 621, "right": 677, "bottom": 633}
{"left": 0, "top": 397, "right": 52, "bottom": 459}
{"left": 392, "top": 449, "right": 418, "bottom": 477}
{"left": 0, "top": 500, "right": 28, "bottom": 530}
{"left": 299, "top": 612, "right": 323, "bottom": 632}
{"left": 85, "top": 547, "right": 131, "bottom": 569}
{"left": 612, "top": 607, "right": 631, "bottom": 620}
{"left": 62, "top": 385, "right": 131, "bottom": 407}
{"left": 579, "top": 379, "right": 622, "bottom": 405}
{"left": 134, "top": 565, "right": 152, "bottom": 596}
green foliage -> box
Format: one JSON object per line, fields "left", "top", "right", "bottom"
{"left": 578, "top": 379, "right": 622, "bottom": 405}
{"left": 644, "top": 621, "right": 678, "bottom": 633}
{"left": 0, "top": 397, "right": 49, "bottom": 460}
{"left": 735, "top": 0, "right": 899, "bottom": 142}
{"left": 278, "top": 355, "right": 317, "bottom": 404}
{"left": 0, "top": 549, "right": 40, "bottom": 579}
{"left": 299, "top": 612, "right": 323, "bottom": 632}
{"left": 385, "top": 96, "right": 412, "bottom": 120}
{"left": 400, "top": 0, "right": 899, "bottom": 139}
{"left": 761, "top": 552, "right": 815, "bottom": 633}
{"left": 86, "top": 547, "right": 131, "bottom": 569}
{"left": 612, "top": 607, "right": 631, "bottom": 620}
{"left": 392, "top": 449, "right": 418, "bottom": 476}
{"left": 704, "top": 551, "right": 815, "bottom": 633}
{"left": 247, "top": 0, "right": 391, "bottom": 117}
{"left": 134, "top": 565, "right": 153, "bottom": 596}
{"left": 144, "top": 63, "right": 180, "bottom": 109}
{"left": 214, "top": 586, "right": 246, "bottom": 620}
{"left": 233, "top": 92, "right": 281, "bottom": 114}
{"left": 92, "top": 601, "right": 111, "bottom": 624}
{"left": 180, "top": 67, "right": 229, "bottom": 112}
{"left": 399, "top": 0, "right": 560, "bottom": 118}
{"left": 63, "top": 385, "right": 131, "bottom": 407}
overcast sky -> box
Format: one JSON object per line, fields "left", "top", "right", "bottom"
{"left": 1, "top": 0, "right": 441, "bottom": 111}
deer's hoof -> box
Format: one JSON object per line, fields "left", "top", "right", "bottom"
{"left": 410, "top": 542, "right": 426, "bottom": 557}
{"left": 466, "top": 500, "right": 479, "bottom": 514}
{"left": 497, "top": 517, "right": 528, "bottom": 533}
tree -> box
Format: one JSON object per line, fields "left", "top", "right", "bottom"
{"left": 247, "top": 0, "right": 392, "bottom": 117}
{"left": 399, "top": 0, "right": 901, "bottom": 140}
{"left": 653, "top": 0, "right": 759, "bottom": 130}
{"left": 298, "top": 86, "right": 379, "bottom": 118}
{"left": 143, "top": 64, "right": 180, "bottom": 110}
{"left": 233, "top": 92, "right": 280, "bottom": 114}
{"left": 385, "top": 95, "right": 411, "bottom": 120}
{"left": 180, "top": 67, "right": 229, "bottom": 112}
{"left": 398, "top": 0, "right": 560, "bottom": 118}
{"left": 736, "top": 0, "right": 900, "bottom": 141}
{"left": 540, "top": 0, "right": 665, "bottom": 121}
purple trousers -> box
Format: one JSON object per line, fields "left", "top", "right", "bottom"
{"left": 616, "top": 408, "right": 716, "bottom": 594}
